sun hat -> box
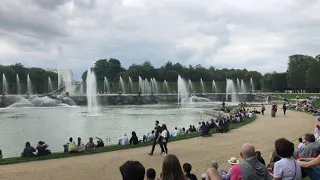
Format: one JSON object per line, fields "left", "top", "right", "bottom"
{"left": 228, "top": 157, "right": 240, "bottom": 165}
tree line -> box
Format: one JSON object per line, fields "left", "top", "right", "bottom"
{"left": 1, "top": 54, "right": 320, "bottom": 94}
{"left": 0, "top": 63, "right": 58, "bottom": 94}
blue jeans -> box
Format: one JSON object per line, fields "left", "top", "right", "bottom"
{"left": 301, "top": 166, "right": 320, "bottom": 180}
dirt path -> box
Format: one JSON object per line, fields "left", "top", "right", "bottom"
{"left": 0, "top": 106, "right": 317, "bottom": 180}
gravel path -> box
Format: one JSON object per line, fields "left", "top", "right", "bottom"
{"left": 0, "top": 106, "right": 317, "bottom": 180}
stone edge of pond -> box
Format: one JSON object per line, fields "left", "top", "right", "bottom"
{"left": 0, "top": 113, "right": 257, "bottom": 165}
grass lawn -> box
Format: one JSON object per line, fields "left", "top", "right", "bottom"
{"left": 0, "top": 115, "right": 256, "bottom": 165}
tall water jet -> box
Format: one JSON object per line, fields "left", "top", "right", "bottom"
{"left": 16, "top": 74, "right": 21, "bottom": 94}
{"left": 212, "top": 80, "right": 218, "bottom": 93}
{"left": 128, "top": 76, "right": 133, "bottom": 94}
{"left": 188, "top": 79, "right": 194, "bottom": 92}
{"left": 226, "top": 79, "right": 238, "bottom": 102}
{"left": 119, "top": 76, "right": 125, "bottom": 93}
{"left": 138, "top": 76, "right": 144, "bottom": 94}
{"left": 27, "top": 74, "right": 33, "bottom": 94}
{"left": 80, "top": 82, "right": 84, "bottom": 94}
{"left": 151, "top": 78, "right": 159, "bottom": 94}
{"left": 240, "top": 79, "right": 247, "bottom": 93}
{"left": 104, "top": 77, "right": 109, "bottom": 93}
{"left": 48, "top": 77, "right": 53, "bottom": 93}
{"left": 163, "top": 80, "right": 169, "bottom": 93}
{"left": 86, "top": 68, "right": 99, "bottom": 115}
{"left": 250, "top": 78, "right": 255, "bottom": 92}
{"left": 143, "top": 78, "right": 151, "bottom": 94}
{"left": 177, "top": 75, "right": 190, "bottom": 107}
{"left": 200, "top": 78, "right": 205, "bottom": 93}
{"left": 236, "top": 78, "right": 241, "bottom": 92}
{"left": 2, "top": 74, "right": 8, "bottom": 94}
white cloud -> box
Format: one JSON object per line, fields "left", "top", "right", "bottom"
{"left": 1, "top": 0, "right": 319, "bottom": 79}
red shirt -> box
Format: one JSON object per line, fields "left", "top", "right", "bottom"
{"left": 230, "top": 164, "right": 242, "bottom": 180}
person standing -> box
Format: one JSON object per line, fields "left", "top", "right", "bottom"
{"left": 283, "top": 103, "right": 287, "bottom": 115}
{"left": 261, "top": 104, "right": 265, "bottom": 115}
{"left": 160, "top": 124, "right": 169, "bottom": 156}
{"left": 148, "top": 120, "right": 162, "bottom": 156}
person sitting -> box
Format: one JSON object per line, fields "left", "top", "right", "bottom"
{"left": 196, "top": 122, "right": 202, "bottom": 132}
{"left": 256, "top": 151, "right": 266, "bottom": 165}
{"left": 146, "top": 168, "right": 157, "bottom": 180}
{"left": 298, "top": 155, "right": 320, "bottom": 180}
{"left": 210, "top": 160, "right": 227, "bottom": 180}
{"left": 130, "top": 131, "right": 139, "bottom": 145}
{"left": 77, "top": 137, "right": 85, "bottom": 152}
{"left": 146, "top": 130, "right": 156, "bottom": 141}
{"left": 172, "top": 127, "right": 179, "bottom": 137}
{"left": 200, "top": 122, "right": 210, "bottom": 136}
{"left": 119, "top": 161, "right": 145, "bottom": 180}
{"left": 183, "top": 163, "right": 197, "bottom": 180}
{"left": 180, "top": 128, "right": 186, "bottom": 135}
{"left": 298, "top": 137, "right": 305, "bottom": 150}
{"left": 36, "top": 141, "right": 51, "bottom": 156}
{"left": 66, "top": 137, "right": 77, "bottom": 153}
{"left": 21, "top": 142, "right": 36, "bottom": 157}
{"left": 0, "top": 149, "right": 3, "bottom": 159}
{"left": 187, "top": 125, "right": 194, "bottom": 133}
{"left": 231, "top": 143, "right": 272, "bottom": 179}
{"left": 192, "top": 125, "right": 197, "bottom": 132}
{"left": 297, "top": 133, "right": 320, "bottom": 159}
{"left": 273, "top": 138, "right": 301, "bottom": 180}
{"left": 95, "top": 137, "right": 104, "bottom": 148}
{"left": 119, "top": 133, "right": 129, "bottom": 146}
{"left": 86, "top": 137, "right": 95, "bottom": 149}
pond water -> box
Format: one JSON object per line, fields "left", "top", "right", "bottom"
{"left": 0, "top": 103, "right": 216, "bottom": 158}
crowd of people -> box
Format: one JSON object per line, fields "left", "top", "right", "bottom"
{"left": 119, "top": 133, "right": 320, "bottom": 180}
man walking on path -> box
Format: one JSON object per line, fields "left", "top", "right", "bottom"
{"left": 283, "top": 104, "right": 287, "bottom": 115}
{"left": 148, "top": 121, "right": 162, "bottom": 156}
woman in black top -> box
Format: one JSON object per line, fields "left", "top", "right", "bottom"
{"left": 129, "top": 131, "right": 139, "bottom": 145}
{"left": 256, "top": 151, "right": 266, "bottom": 165}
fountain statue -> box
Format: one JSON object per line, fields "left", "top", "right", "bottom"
{"left": 86, "top": 68, "right": 100, "bottom": 115}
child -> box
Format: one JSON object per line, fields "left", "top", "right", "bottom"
{"left": 183, "top": 163, "right": 197, "bottom": 180}
{"left": 146, "top": 168, "right": 156, "bottom": 180}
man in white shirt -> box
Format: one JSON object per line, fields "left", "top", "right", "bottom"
{"left": 172, "top": 127, "right": 179, "bottom": 137}
{"left": 119, "top": 133, "right": 129, "bottom": 145}
{"left": 248, "top": 112, "right": 253, "bottom": 118}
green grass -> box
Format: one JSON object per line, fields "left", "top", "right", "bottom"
{"left": 0, "top": 116, "right": 256, "bottom": 165}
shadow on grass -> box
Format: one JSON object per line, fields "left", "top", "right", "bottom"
{"left": 0, "top": 115, "right": 256, "bottom": 165}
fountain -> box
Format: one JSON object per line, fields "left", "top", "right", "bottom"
{"left": 236, "top": 78, "right": 241, "bottom": 92}
{"left": 151, "top": 78, "right": 158, "bottom": 94}
{"left": 27, "top": 74, "right": 33, "bottom": 94}
{"left": 177, "top": 75, "right": 190, "bottom": 106}
{"left": 2, "top": 74, "right": 8, "bottom": 94}
{"left": 163, "top": 80, "right": 169, "bottom": 93}
{"left": 86, "top": 68, "right": 99, "bottom": 115}
{"left": 128, "top": 76, "right": 133, "bottom": 94}
{"left": 16, "top": 74, "right": 21, "bottom": 94}
{"left": 104, "top": 77, "right": 109, "bottom": 94}
{"left": 119, "top": 76, "right": 125, "bottom": 93}
{"left": 226, "top": 79, "right": 238, "bottom": 102}
{"left": 240, "top": 79, "right": 247, "bottom": 93}
{"left": 48, "top": 77, "right": 53, "bottom": 93}
{"left": 143, "top": 78, "right": 151, "bottom": 94}
{"left": 250, "top": 78, "right": 255, "bottom": 92}
{"left": 212, "top": 80, "right": 218, "bottom": 93}
{"left": 200, "top": 78, "right": 205, "bottom": 93}
{"left": 80, "top": 82, "right": 84, "bottom": 94}
{"left": 188, "top": 79, "right": 194, "bottom": 93}
{"left": 138, "top": 76, "right": 144, "bottom": 94}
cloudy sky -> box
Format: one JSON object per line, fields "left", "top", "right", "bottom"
{"left": 1, "top": 0, "right": 319, "bottom": 79}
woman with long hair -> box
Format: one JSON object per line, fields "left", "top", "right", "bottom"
{"left": 161, "top": 154, "right": 187, "bottom": 180}
{"left": 161, "top": 124, "right": 169, "bottom": 156}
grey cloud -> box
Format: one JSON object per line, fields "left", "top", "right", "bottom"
{"left": 32, "top": 0, "right": 71, "bottom": 9}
